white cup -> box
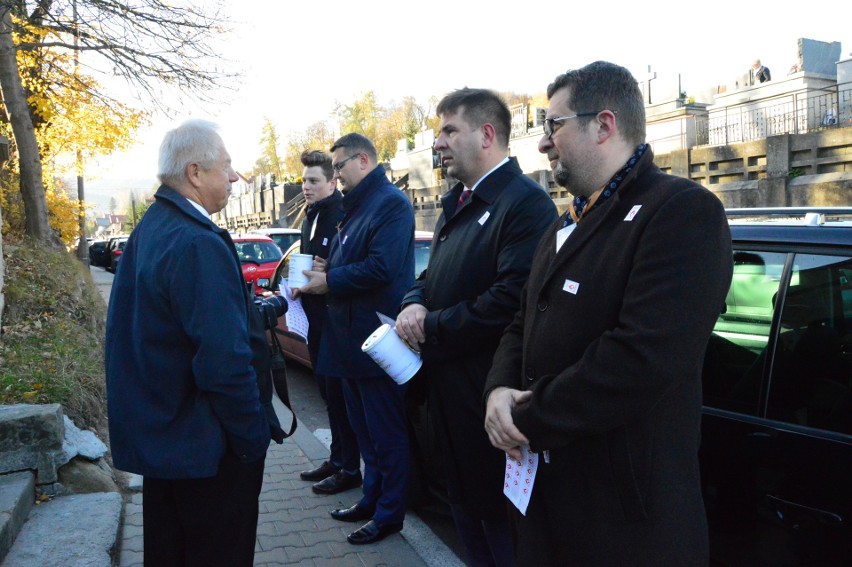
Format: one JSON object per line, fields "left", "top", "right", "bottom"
{"left": 288, "top": 253, "right": 313, "bottom": 288}
{"left": 361, "top": 323, "right": 422, "bottom": 385}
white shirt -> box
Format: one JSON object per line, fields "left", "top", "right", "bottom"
{"left": 186, "top": 198, "right": 209, "bottom": 219}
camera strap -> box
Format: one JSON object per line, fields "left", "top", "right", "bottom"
{"left": 269, "top": 328, "right": 298, "bottom": 438}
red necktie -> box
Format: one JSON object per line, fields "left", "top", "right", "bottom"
{"left": 458, "top": 188, "right": 472, "bottom": 205}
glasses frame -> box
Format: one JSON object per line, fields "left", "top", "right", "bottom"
{"left": 332, "top": 153, "right": 362, "bottom": 173}
{"left": 543, "top": 111, "right": 604, "bottom": 138}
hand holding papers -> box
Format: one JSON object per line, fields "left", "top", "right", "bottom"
{"left": 279, "top": 279, "right": 309, "bottom": 341}
{"left": 504, "top": 446, "right": 538, "bottom": 515}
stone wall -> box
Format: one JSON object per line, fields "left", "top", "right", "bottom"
{"left": 654, "top": 126, "right": 852, "bottom": 207}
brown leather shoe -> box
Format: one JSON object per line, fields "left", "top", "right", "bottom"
{"left": 299, "top": 460, "right": 339, "bottom": 481}
{"left": 312, "top": 471, "right": 363, "bottom": 495}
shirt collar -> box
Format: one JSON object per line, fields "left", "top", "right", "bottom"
{"left": 467, "top": 156, "right": 510, "bottom": 192}
{"left": 185, "top": 198, "right": 210, "bottom": 219}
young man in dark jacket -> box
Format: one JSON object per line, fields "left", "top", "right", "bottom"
{"left": 296, "top": 149, "right": 362, "bottom": 495}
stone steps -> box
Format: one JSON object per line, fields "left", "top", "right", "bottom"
{"left": 0, "top": 472, "right": 34, "bottom": 562}
{"left": 1, "top": 403, "right": 123, "bottom": 567}
{"left": 1, "top": 489, "right": 122, "bottom": 567}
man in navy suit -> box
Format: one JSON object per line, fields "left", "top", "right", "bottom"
{"left": 296, "top": 133, "right": 415, "bottom": 545}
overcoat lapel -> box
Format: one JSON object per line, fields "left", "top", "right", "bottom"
{"left": 537, "top": 192, "right": 619, "bottom": 292}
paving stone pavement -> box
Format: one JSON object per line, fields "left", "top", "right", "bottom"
{"left": 118, "top": 402, "right": 462, "bottom": 567}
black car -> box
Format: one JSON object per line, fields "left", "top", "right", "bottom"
{"left": 88, "top": 240, "right": 109, "bottom": 267}
{"left": 701, "top": 207, "right": 851, "bottom": 565}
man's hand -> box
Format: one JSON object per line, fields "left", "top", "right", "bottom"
{"left": 485, "top": 387, "right": 532, "bottom": 461}
{"left": 395, "top": 303, "right": 428, "bottom": 350}
{"left": 292, "top": 270, "right": 328, "bottom": 298}
{"left": 312, "top": 256, "right": 328, "bottom": 273}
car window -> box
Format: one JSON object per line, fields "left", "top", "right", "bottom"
{"left": 703, "top": 250, "right": 787, "bottom": 415}
{"left": 765, "top": 254, "right": 852, "bottom": 434}
{"left": 270, "top": 234, "right": 300, "bottom": 252}
{"left": 414, "top": 239, "right": 432, "bottom": 280}
{"left": 235, "top": 241, "right": 283, "bottom": 263}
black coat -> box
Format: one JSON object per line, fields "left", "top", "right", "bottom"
{"left": 402, "top": 158, "right": 557, "bottom": 517}
{"left": 299, "top": 190, "right": 344, "bottom": 362}
{"left": 486, "top": 149, "right": 733, "bottom": 565}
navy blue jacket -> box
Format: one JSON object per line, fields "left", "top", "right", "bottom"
{"left": 105, "top": 186, "right": 271, "bottom": 479}
{"left": 316, "top": 166, "right": 415, "bottom": 379}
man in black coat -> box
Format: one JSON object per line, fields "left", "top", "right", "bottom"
{"left": 484, "top": 61, "right": 733, "bottom": 566}
{"left": 395, "top": 88, "right": 557, "bottom": 567}
{"left": 295, "top": 150, "right": 362, "bottom": 495}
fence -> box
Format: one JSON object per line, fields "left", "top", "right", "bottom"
{"left": 699, "top": 82, "right": 852, "bottom": 147}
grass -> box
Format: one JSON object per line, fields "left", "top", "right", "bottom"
{"left": 1, "top": 235, "right": 108, "bottom": 437}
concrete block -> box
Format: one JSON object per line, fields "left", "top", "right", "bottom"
{"left": 0, "top": 405, "right": 65, "bottom": 484}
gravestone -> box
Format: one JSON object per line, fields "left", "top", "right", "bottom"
{"left": 638, "top": 66, "right": 683, "bottom": 104}
{"left": 799, "top": 38, "right": 842, "bottom": 75}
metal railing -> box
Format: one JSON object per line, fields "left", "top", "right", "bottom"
{"left": 698, "top": 82, "right": 852, "bottom": 147}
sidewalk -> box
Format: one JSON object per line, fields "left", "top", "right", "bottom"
{"left": 118, "top": 397, "right": 463, "bottom": 567}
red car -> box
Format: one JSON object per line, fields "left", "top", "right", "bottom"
{"left": 231, "top": 234, "right": 283, "bottom": 295}
{"left": 267, "top": 231, "right": 434, "bottom": 368}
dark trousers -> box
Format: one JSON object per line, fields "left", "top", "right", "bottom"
{"left": 342, "top": 375, "right": 409, "bottom": 527}
{"left": 316, "top": 373, "right": 361, "bottom": 473}
{"left": 142, "top": 450, "right": 265, "bottom": 567}
{"left": 451, "top": 503, "right": 516, "bottom": 567}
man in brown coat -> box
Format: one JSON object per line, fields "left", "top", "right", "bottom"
{"left": 484, "top": 61, "right": 733, "bottom": 566}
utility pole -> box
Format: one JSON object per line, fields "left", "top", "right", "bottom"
{"left": 72, "top": 0, "right": 88, "bottom": 265}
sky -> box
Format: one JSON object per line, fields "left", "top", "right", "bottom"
{"left": 80, "top": 0, "right": 852, "bottom": 212}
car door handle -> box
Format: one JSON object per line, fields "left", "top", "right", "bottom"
{"left": 766, "top": 494, "right": 843, "bottom": 526}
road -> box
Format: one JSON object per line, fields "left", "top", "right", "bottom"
{"left": 90, "top": 265, "right": 466, "bottom": 562}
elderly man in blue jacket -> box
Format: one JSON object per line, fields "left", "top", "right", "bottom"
{"left": 105, "top": 119, "right": 278, "bottom": 566}
{"left": 296, "top": 132, "right": 415, "bottom": 545}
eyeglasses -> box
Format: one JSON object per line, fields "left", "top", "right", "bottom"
{"left": 332, "top": 153, "right": 361, "bottom": 172}
{"left": 543, "top": 111, "right": 603, "bottom": 138}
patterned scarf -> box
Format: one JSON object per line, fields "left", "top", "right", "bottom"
{"left": 562, "top": 143, "right": 648, "bottom": 228}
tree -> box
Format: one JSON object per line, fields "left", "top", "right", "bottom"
{"left": 0, "top": 7, "right": 58, "bottom": 246}
{"left": 122, "top": 190, "right": 151, "bottom": 232}
{"left": 380, "top": 96, "right": 431, "bottom": 155}
{"left": 0, "top": 0, "right": 236, "bottom": 247}
{"left": 253, "top": 117, "right": 283, "bottom": 179}
{"left": 335, "top": 91, "right": 392, "bottom": 159}
{"left": 108, "top": 196, "right": 116, "bottom": 215}
{"left": 283, "top": 120, "right": 336, "bottom": 176}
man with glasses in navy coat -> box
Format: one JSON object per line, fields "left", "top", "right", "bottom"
{"left": 296, "top": 132, "right": 415, "bottom": 545}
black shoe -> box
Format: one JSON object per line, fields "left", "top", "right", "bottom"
{"left": 312, "top": 471, "right": 363, "bottom": 495}
{"left": 346, "top": 520, "right": 403, "bottom": 545}
{"left": 299, "top": 460, "right": 340, "bottom": 481}
{"left": 330, "top": 503, "right": 374, "bottom": 523}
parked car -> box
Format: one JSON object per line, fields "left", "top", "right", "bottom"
{"left": 88, "top": 240, "right": 109, "bottom": 267}
{"left": 248, "top": 228, "right": 301, "bottom": 254}
{"left": 90, "top": 235, "right": 125, "bottom": 268}
{"left": 105, "top": 236, "right": 128, "bottom": 273}
{"left": 701, "top": 207, "right": 851, "bottom": 565}
{"left": 231, "top": 233, "right": 283, "bottom": 295}
{"left": 265, "top": 231, "right": 434, "bottom": 368}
